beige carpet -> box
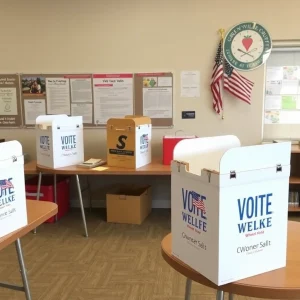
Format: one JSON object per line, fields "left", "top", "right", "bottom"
{"left": 0, "top": 208, "right": 297, "bottom": 300}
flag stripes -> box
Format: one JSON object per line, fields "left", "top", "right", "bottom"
{"left": 223, "top": 59, "right": 254, "bottom": 104}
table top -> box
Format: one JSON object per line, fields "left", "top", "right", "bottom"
{"left": 161, "top": 221, "right": 300, "bottom": 299}
{"left": 24, "top": 158, "right": 171, "bottom": 175}
{"left": 0, "top": 200, "right": 58, "bottom": 251}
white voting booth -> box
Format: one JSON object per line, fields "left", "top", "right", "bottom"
{"left": 0, "top": 141, "right": 27, "bottom": 237}
{"left": 36, "top": 115, "right": 84, "bottom": 169}
{"left": 171, "top": 135, "right": 291, "bottom": 286}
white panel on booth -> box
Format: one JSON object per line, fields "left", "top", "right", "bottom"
{"left": 171, "top": 135, "right": 291, "bottom": 286}
{"left": 0, "top": 141, "right": 27, "bottom": 238}
{"left": 173, "top": 135, "right": 241, "bottom": 176}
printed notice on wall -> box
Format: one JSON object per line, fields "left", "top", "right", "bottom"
{"left": 265, "top": 95, "right": 281, "bottom": 110}
{"left": 46, "top": 77, "right": 70, "bottom": 115}
{"left": 24, "top": 99, "right": 46, "bottom": 125}
{"left": 265, "top": 110, "right": 300, "bottom": 124}
{"left": 70, "top": 76, "right": 93, "bottom": 103}
{"left": 180, "top": 70, "right": 200, "bottom": 98}
{"left": 141, "top": 74, "right": 173, "bottom": 118}
{"left": 92, "top": 74, "right": 133, "bottom": 125}
{"left": 0, "top": 75, "right": 22, "bottom": 127}
{"left": 71, "top": 103, "right": 93, "bottom": 123}
{"left": 266, "top": 81, "right": 282, "bottom": 95}
{"left": 143, "top": 87, "right": 172, "bottom": 118}
{"left": 266, "top": 67, "right": 283, "bottom": 81}
{"left": 0, "top": 87, "right": 18, "bottom": 115}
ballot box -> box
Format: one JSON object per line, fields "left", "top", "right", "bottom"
{"left": 0, "top": 141, "right": 27, "bottom": 237}
{"left": 107, "top": 115, "right": 151, "bottom": 169}
{"left": 36, "top": 114, "right": 84, "bottom": 169}
{"left": 171, "top": 135, "right": 291, "bottom": 285}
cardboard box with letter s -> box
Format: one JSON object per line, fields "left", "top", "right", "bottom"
{"left": 36, "top": 115, "right": 84, "bottom": 169}
{"left": 171, "top": 135, "right": 291, "bottom": 285}
{"left": 107, "top": 116, "right": 151, "bottom": 169}
{"left": 0, "top": 141, "right": 27, "bottom": 238}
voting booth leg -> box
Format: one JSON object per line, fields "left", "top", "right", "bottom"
{"left": 53, "top": 174, "right": 58, "bottom": 222}
{"left": 216, "top": 290, "right": 224, "bottom": 300}
{"left": 75, "top": 175, "right": 88, "bottom": 237}
{"left": 184, "top": 278, "right": 192, "bottom": 300}
{"left": 33, "top": 171, "right": 43, "bottom": 234}
{"left": 16, "top": 238, "right": 32, "bottom": 300}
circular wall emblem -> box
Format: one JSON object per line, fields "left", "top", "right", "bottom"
{"left": 223, "top": 22, "right": 272, "bottom": 71}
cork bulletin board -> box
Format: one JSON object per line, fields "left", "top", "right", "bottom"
{"left": 20, "top": 73, "right": 95, "bottom": 127}
{"left": 0, "top": 71, "right": 174, "bottom": 129}
{"left": 134, "top": 72, "right": 173, "bottom": 127}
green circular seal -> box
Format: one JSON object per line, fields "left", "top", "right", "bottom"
{"left": 223, "top": 22, "right": 272, "bottom": 71}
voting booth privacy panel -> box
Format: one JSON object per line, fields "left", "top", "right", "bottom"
{"left": 171, "top": 135, "right": 291, "bottom": 286}
{"left": 107, "top": 116, "right": 152, "bottom": 169}
{"left": 36, "top": 115, "right": 84, "bottom": 169}
{"left": 0, "top": 141, "right": 27, "bottom": 237}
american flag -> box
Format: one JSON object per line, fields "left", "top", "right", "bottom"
{"left": 211, "top": 41, "right": 223, "bottom": 114}
{"left": 0, "top": 179, "right": 14, "bottom": 190}
{"left": 191, "top": 191, "right": 206, "bottom": 213}
{"left": 223, "top": 59, "right": 254, "bottom": 104}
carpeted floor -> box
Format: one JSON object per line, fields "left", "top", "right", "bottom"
{"left": 0, "top": 209, "right": 298, "bottom": 300}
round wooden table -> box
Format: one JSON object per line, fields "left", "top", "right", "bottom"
{"left": 161, "top": 221, "right": 300, "bottom": 300}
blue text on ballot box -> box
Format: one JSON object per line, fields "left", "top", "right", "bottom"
{"left": 171, "top": 136, "right": 291, "bottom": 286}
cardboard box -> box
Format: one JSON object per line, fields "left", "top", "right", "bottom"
{"left": 36, "top": 115, "right": 84, "bottom": 169}
{"left": 0, "top": 141, "right": 27, "bottom": 237}
{"left": 106, "top": 184, "right": 152, "bottom": 224}
{"left": 163, "top": 135, "right": 197, "bottom": 165}
{"left": 171, "top": 135, "right": 291, "bottom": 286}
{"left": 107, "top": 116, "right": 151, "bottom": 169}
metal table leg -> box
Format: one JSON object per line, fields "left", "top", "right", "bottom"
{"left": 0, "top": 239, "right": 32, "bottom": 299}
{"left": 75, "top": 175, "right": 88, "bottom": 237}
{"left": 184, "top": 278, "right": 192, "bottom": 300}
{"left": 15, "top": 238, "right": 32, "bottom": 300}
{"left": 53, "top": 174, "right": 58, "bottom": 222}
{"left": 216, "top": 290, "right": 224, "bottom": 300}
{"left": 229, "top": 293, "right": 234, "bottom": 300}
{"left": 33, "top": 172, "right": 42, "bottom": 234}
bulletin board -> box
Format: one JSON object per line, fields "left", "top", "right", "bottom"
{"left": 263, "top": 46, "right": 300, "bottom": 140}
{"left": 0, "top": 74, "right": 22, "bottom": 128}
{"left": 134, "top": 72, "right": 173, "bottom": 127}
{"left": 0, "top": 71, "right": 174, "bottom": 129}
{"left": 20, "top": 73, "right": 95, "bottom": 128}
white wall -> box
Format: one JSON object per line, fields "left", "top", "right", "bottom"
{"left": 1, "top": 0, "right": 300, "bottom": 207}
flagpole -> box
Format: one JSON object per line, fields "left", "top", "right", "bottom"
{"left": 218, "top": 28, "right": 225, "bottom": 120}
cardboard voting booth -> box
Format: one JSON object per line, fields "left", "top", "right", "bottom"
{"left": 171, "top": 135, "right": 291, "bottom": 286}
{"left": 0, "top": 141, "right": 27, "bottom": 238}
{"left": 107, "top": 116, "right": 151, "bottom": 169}
{"left": 36, "top": 115, "right": 84, "bottom": 169}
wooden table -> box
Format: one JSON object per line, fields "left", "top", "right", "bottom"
{"left": 161, "top": 221, "right": 300, "bottom": 300}
{"left": 0, "top": 200, "right": 57, "bottom": 300}
{"left": 24, "top": 158, "right": 171, "bottom": 175}
{"left": 24, "top": 158, "right": 171, "bottom": 237}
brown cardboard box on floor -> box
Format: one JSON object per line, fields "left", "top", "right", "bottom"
{"left": 106, "top": 115, "right": 152, "bottom": 169}
{"left": 106, "top": 184, "right": 152, "bottom": 225}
